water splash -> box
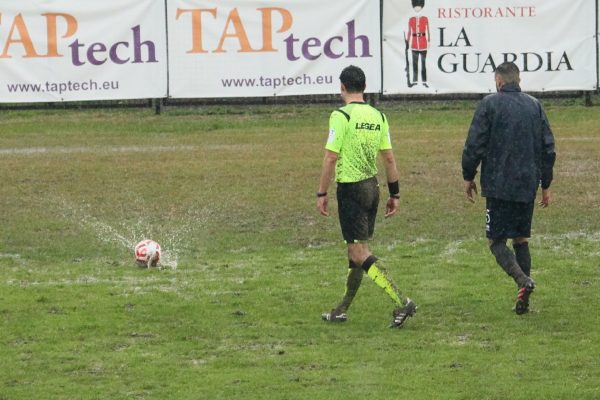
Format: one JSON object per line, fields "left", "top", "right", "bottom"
{"left": 54, "top": 197, "right": 217, "bottom": 270}
{"left": 56, "top": 198, "right": 185, "bottom": 269}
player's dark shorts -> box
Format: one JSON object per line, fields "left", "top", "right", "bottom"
{"left": 485, "top": 197, "right": 534, "bottom": 239}
{"left": 337, "top": 177, "right": 379, "bottom": 243}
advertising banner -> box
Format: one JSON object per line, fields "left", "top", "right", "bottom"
{"left": 0, "top": 0, "right": 167, "bottom": 102}
{"left": 168, "top": 0, "right": 381, "bottom": 98}
{"left": 383, "top": 0, "right": 598, "bottom": 94}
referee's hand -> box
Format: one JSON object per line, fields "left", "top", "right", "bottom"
{"left": 464, "top": 180, "right": 477, "bottom": 203}
{"left": 317, "top": 195, "right": 329, "bottom": 216}
{"left": 385, "top": 197, "right": 399, "bottom": 218}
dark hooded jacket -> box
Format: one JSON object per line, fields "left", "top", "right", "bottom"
{"left": 462, "top": 83, "right": 556, "bottom": 203}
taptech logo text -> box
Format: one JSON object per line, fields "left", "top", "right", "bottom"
{"left": 0, "top": 12, "right": 158, "bottom": 66}
{"left": 175, "top": 7, "right": 373, "bottom": 61}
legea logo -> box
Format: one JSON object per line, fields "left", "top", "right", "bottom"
{"left": 0, "top": 13, "right": 158, "bottom": 66}
{"left": 175, "top": 7, "right": 372, "bottom": 61}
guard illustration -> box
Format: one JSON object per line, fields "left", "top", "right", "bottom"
{"left": 405, "top": 0, "right": 430, "bottom": 88}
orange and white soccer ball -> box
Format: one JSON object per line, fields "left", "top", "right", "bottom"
{"left": 134, "top": 239, "right": 161, "bottom": 268}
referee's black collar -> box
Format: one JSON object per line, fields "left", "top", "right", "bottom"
{"left": 349, "top": 101, "right": 367, "bottom": 104}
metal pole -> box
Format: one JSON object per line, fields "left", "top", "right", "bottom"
{"left": 379, "top": 0, "right": 384, "bottom": 97}
{"left": 596, "top": 0, "right": 599, "bottom": 93}
{"left": 584, "top": 91, "right": 592, "bottom": 107}
{"left": 152, "top": 98, "right": 163, "bottom": 114}
{"left": 163, "top": 0, "right": 170, "bottom": 111}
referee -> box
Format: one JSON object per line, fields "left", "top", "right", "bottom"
{"left": 317, "top": 65, "right": 416, "bottom": 328}
{"left": 462, "top": 62, "right": 556, "bottom": 314}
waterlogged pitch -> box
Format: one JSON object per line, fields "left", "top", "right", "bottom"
{"left": 1, "top": 100, "right": 599, "bottom": 399}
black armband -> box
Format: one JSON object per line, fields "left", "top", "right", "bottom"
{"left": 387, "top": 180, "right": 400, "bottom": 197}
{"left": 317, "top": 192, "right": 327, "bottom": 197}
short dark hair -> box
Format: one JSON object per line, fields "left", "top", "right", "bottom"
{"left": 495, "top": 62, "right": 520, "bottom": 85}
{"left": 339, "top": 65, "right": 366, "bottom": 93}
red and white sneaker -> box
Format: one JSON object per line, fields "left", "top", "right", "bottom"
{"left": 515, "top": 280, "right": 535, "bottom": 315}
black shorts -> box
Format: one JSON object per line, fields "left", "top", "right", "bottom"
{"left": 337, "top": 177, "right": 379, "bottom": 243}
{"left": 485, "top": 197, "right": 534, "bottom": 240}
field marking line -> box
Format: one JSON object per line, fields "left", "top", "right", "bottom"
{"left": 0, "top": 145, "right": 198, "bottom": 156}
{"left": 0, "top": 143, "right": 261, "bottom": 157}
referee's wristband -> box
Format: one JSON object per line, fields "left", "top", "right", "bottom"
{"left": 387, "top": 180, "right": 400, "bottom": 197}
{"left": 316, "top": 192, "right": 327, "bottom": 197}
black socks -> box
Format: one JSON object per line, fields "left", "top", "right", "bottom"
{"left": 513, "top": 242, "right": 531, "bottom": 277}
{"left": 489, "top": 241, "right": 529, "bottom": 287}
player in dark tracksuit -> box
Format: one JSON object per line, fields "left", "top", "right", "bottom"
{"left": 462, "top": 62, "right": 556, "bottom": 314}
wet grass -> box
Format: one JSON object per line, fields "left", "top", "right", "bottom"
{"left": 1, "top": 100, "right": 600, "bottom": 399}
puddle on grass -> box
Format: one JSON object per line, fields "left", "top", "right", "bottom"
{"left": 53, "top": 198, "right": 215, "bottom": 270}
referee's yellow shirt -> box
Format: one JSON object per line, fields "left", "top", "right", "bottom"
{"left": 325, "top": 102, "right": 392, "bottom": 183}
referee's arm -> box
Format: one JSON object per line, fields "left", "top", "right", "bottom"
{"left": 380, "top": 149, "right": 400, "bottom": 217}
{"left": 380, "top": 149, "right": 399, "bottom": 186}
{"left": 317, "top": 150, "right": 338, "bottom": 216}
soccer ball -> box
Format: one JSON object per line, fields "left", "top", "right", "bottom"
{"left": 134, "top": 239, "right": 161, "bottom": 268}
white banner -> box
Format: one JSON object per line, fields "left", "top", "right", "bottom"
{"left": 168, "top": 0, "right": 381, "bottom": 98}
{"left": 383, "top": 0, "right": 598, "bottom": 94}
{"left": 0, "top": 0, "right": 167, "bottom": 102}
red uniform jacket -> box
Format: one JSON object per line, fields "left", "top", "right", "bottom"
{"left": 408, "top": 16, "right": 429, "bottom": 50}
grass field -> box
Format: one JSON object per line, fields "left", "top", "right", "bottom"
{"left": 1, "top": 98, "right": 600, "bottom": 399}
